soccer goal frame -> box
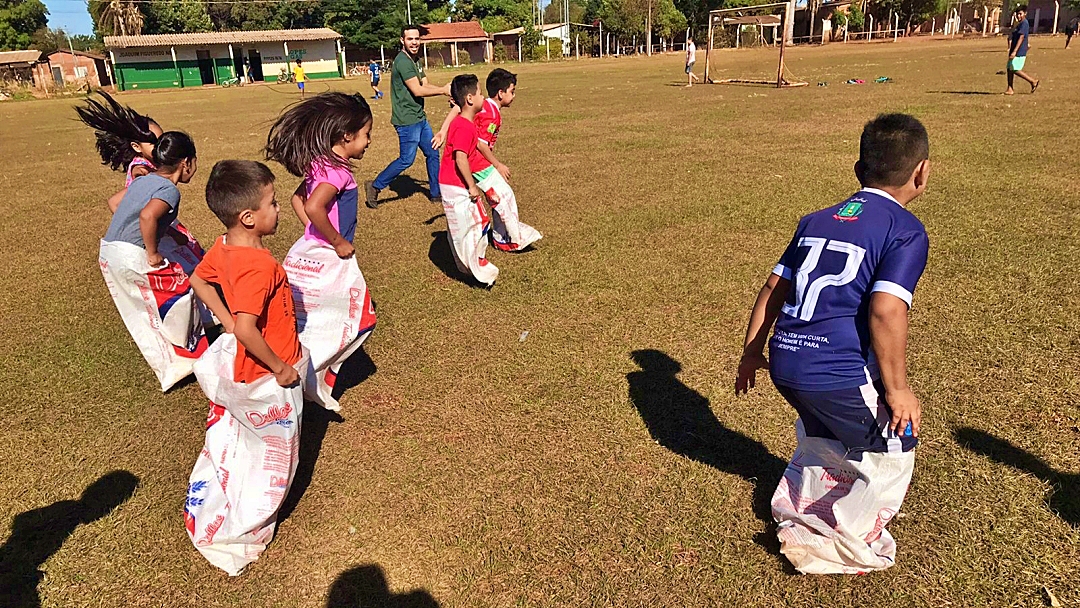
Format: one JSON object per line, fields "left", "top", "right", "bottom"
{"left": 704, "top": 1, "right": 808, "bottom": 88}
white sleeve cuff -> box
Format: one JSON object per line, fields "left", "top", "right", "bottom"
{"left": 478, "top": 137, "right": 491, "bottom": 145}
{"left": 872, "top": 281, "right": 913, "bottom": 307}
{"left": 772, "top": 264, "right": 792, "bottom": 280}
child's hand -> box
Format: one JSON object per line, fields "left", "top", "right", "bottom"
{"left": 735, "top": 352, "right": 768, "bottom": 395}
{"left": 432, "top": 130, "right": 446, "bottom": 149}
{"left": 886, "top": 387, "right": 921, "bottom": 438}
{"left": 334, "top": 241, "right": 355, "bottom": 259}
{"left": 468, "top": 185, "right": 483, "bottom": 200}
{"left": 147, "top": 251, "right": 166, "bottom": 267}
{"left": 495, "top": 162, "right": 511, "bottom": 182}
{"left": 273, "top": 365, "right": 300, "bottom": 387}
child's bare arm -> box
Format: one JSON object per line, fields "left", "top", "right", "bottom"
{"left": 189, "top": 274, "right": 234, "bottom": 333}
{"left": 130, "top": 164, "right": 151, "bottom": 180}
{"left": 455, "top": 150, "right": 481, "bottom": 198}
{"left": 233, "top": 312, "right": 299, "bottom": 387}
{"left": 869, "top": 292, "right": 920, "bottom": 437}
{"left": 291, "top": 183, "right": 310, "bottom": 227}
{"left": 436, "top": 104, "right": 460, "bottom": 148}
{"left": 735, "top": 273, "right": 791, "bottom": 395}
{"left": 107, "top": 187, "right": 127, "bottom": 214}
{"left": 138, "top": 198, "right": 171, "bottom": 266}
{"left": 303, "top": 183, "right": 353, "bottom": 259}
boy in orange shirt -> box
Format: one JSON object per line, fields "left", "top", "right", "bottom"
{"left": 190, "top": 160, "right": 302, "bottom": 386}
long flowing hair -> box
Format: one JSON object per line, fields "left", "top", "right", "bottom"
{"left": 264, "top": 92, "right": 372, "bottom": 177}
{"left": 74, "top": 90, "right": 158, "bottom": 172}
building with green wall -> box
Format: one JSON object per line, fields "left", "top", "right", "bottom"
{"left": 103, "top": 29, "right": 344, "bottom": 91}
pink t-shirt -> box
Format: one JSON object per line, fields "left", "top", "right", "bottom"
{"left": 303, "top": 157, "right": 359, "bottom": 243}
{"left": 126, "top": 157, "right": 156, "bottom": 187}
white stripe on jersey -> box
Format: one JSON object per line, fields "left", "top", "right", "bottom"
{"left": 871, "top": 280, "right": 914, "bottom": 308}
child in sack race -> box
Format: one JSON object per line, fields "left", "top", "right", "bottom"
{"left": 265, "top": 92, "right": 377, "bottom": 411}
{"left": 437, "top": 68, "right": 542, "bottom": 253}
{"left": 736, "top": 114, "right": 931, "bottom": 575}
{"left": 185, "top": 160, "right": 307, "bottom": 576}
{"left": 76, "top": 91, "right": 206, "bottom": 274}
{"left": 98, "top": 131, "right": 208, "bottom": 391}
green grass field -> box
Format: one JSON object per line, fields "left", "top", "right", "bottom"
{"left": 1, "top": 36, "right": 1078, "bottom": 607}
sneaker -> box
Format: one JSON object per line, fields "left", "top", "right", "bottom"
{"left": 364, "top": 180, "right": 380, "bottom": 209}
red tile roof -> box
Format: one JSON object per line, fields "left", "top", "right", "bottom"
{"left": 420, "top": 21, "right": 490, "bottom": 41}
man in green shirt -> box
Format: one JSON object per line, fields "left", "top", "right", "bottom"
{"left": 366, "top": 25, "right": 451, "bottom": 208}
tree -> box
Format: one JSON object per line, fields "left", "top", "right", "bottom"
{"left": 30, "top": 25, "right": 67, "bottom": 53}
{"left": 89, "top": 0, "right": 144, "bottom": 36}
{"left": 142, "top": 0, "right": 213, "bottom": 34}
{"left": 325, "top": 0, "right": 432, "bottom": 51}
{"left": 653, "top": 0, "right": 687, "bottom": 38}
{"left": 875, "top": 0, "right": 947, "bottom": 31}
{"left": 544, "top": 0, "right": 586, "bottom": 23}
{"left": 0, "top": 0, "right": 48, "bottom": 51}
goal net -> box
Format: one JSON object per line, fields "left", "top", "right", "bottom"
{"left": 704, "top": 1, "right": 807, "bottom": 88}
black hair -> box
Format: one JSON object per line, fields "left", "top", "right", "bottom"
{"left": 1014, "top": 4, "right": 1027, "bottom": 12}
{"left": 295, "top": 58, "right": 302, "bottom": 64}
{"left": 402, "top": 24, "right": 425, "bottom": 37}
{"left": 74, "top": 90, "right": 159, "bottom": 171}
{"left": 857, "top": 113, "right": 929, "bottom": 188}
{"left": 451, "top": 74, "right": 480, "bottom": 108}
{"left": 205, "top": 160, "right": 276, "bottom": 228}
{"left": 486, "top": 68, "right": 517, "bottom": 98}
{"left": 151, "top": 131, "right": 197, "bottom": 170}
{"left": 264, "top": 92, "right": 373, "bottom": 177}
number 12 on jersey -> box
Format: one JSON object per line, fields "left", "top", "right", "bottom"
{"left": 781, "top": 237, "right": 866, "bottom": 322}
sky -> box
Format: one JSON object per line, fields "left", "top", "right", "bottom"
{"left": 43, "top": 0, "right": 96, "bottom": 35}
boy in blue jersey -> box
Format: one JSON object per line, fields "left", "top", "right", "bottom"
{"left": 369, "top": 59, "right": 383, "bottom": 100}
{"left": 736, "top": 114, "right": 931, "bottom": 574}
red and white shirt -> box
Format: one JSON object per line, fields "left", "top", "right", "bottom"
{"left": 474, "top": 98, "right": 503, "bottom": 151}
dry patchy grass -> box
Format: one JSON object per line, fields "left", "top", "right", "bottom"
{"left": 0, "top": 36, "right": 1078, "bottom": 607}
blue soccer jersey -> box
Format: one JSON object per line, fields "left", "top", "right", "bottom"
{"left": 769, "top": 188, "right": 929, "bottom": 390}
{"left": 369, "top": 62, "right": 380, "bottom": 79}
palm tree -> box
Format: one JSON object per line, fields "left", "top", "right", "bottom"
{"left": 90, "top": 0, "right": 145, "bottom": 36}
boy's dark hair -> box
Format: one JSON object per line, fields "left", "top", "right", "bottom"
{"left": 402, "top": 24, "right": 425, "bottom": 36}
{"left": 451, "top": 74, "right": 480, "bottom": 108}
{"left": 1014, "top": 4, "right": 1027, "bottom": 12}
{"left": 151, "top": 131, "right": 196, "bottom": 169}
{"left": 296, "top": 58, "right": 302, "bottom": 64}
{"left": 264, "top": 92, "right": 373, "bottom": 177}
{"left": 205, "top": 160, "right": 276, "bottom": 227}
{"left": 857, "top": 113, "right": 928, "bottom": 188}
{"left": 74, "top": 90, "right": 158, "bottom": 171}
{"left": 486, "top": 68, "right": 517, "bottom": 98}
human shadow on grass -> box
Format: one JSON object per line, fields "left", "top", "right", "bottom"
{"left": 954, "top": 427, "right": 1079, "bottom": 526}
{"left": 427, "top": 231, "right": 491, "bottom": 289}
{"left": 378, "top": 175, "right": 433, "bottom": 205}
{"left": 929, "top": 90, "right": 998, "bottom": 96}
{"left": 278, "top": 348, "right": 374, "bottom": 524}
{"left": 0, "top": 471, "right": 139, "bottom": 608}
{"left": 627, "top": 349, "right": 793, "bottom": 570}
{"left": 327, "top": 564, "right": 440, "bottom": 608}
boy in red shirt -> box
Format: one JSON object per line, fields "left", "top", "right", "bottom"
{"left": 437, "top": 74, "right": 499, "bottom": 286}
{"left": 439, "top": 68, "right": 542, "bottom": 252}
{"left": 190, "top": 160, "right": 302, "bottom": 386}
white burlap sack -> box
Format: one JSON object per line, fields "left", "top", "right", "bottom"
{"left": 474, "top": 168, "right": 542, "bottom": 252}
{"left": 283, "top": 238, "right": 376, "bottom": 411}
{"left": 184, "top": 334, "right": 307, "bottom": 576}
{"left": 99, "top": 239, "right": 208, "bottom": 391}
{"left": 439, "top": 184, "right": 499, "bottom": 286}
{"left": 771, "top": 419, "right": 915, "bottom": 575}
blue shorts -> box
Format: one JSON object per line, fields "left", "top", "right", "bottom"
{"left": 297, "top": 81, "right": 305, "bottom": 90}
{"left": 773, "top": 378, "right": 918, "bottom": 459}
{"left": 371, "top": 77, "right": 380, "bottom": 86}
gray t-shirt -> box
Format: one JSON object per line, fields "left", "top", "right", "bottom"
{"left": 103, "top": 174, "right": 180, "bottom": 247}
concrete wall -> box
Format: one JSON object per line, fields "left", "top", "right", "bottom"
{"left": 112, "top": 38, "right": 340, "bottom": 90}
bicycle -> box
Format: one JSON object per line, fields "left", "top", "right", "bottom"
{"left": 276, "top": 68, "right": 294, "bottom": 84}
{"left": 219, "top": 75, "right": 242, "bottom": 87}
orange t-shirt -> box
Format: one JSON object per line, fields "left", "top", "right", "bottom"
{"left": 194, "top": 236, "right": 302, "bottom": 383}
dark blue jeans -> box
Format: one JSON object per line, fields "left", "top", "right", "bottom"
{"left": 373, "top": 119, "right": 441, "bottom": 198}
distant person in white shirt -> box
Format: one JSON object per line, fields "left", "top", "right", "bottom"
{"left": 686, "top": 36, "right": 699, "bottom": 87}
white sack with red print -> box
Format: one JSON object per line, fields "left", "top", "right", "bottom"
{"left": 283, "top": 237, "right": 376, "bottom": 411}
{"left": 439, "top": 184, "right": 499, "bottom": 286}
{"left": 474, "top": 169, "right": 542, "bottom": 252}
{"left": 770, "top": 419, "right": 914, "bottom": 575}
{"left": 98, "top": 239, "right": 208, "bottom": 392}
{"left": 184, "top": 334, "right": 307, "bottom": 576}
